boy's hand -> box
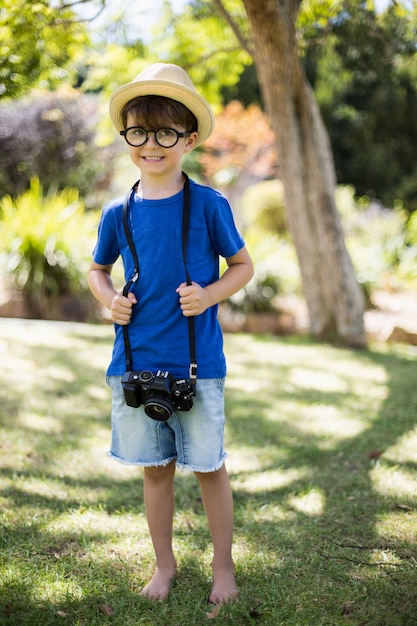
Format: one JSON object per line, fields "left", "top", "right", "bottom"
{"left": 111, "top": 291, "right": 137, "bottom": 325}
{"left": 176, "top": 282, "right": 211, "bottom": 317}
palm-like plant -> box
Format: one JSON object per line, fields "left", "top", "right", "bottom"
{"left": 0, "top": 178, "right": 98, "bottom": 319}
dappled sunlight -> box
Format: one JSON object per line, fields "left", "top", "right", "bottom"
{"left": 1, "top": 324, "right": 417, "bottom": 624}
{"left": 232, "top": 467, "right": 306, "bottom": 494}
{"left": 44, "top": 364, "right": 76, "bottom": 383}
{"left": 226, "top": 334, "right": 390, "bottom": 414}
{"left": 36, "top": 580, "right": 84, "bottom": 607}
{"left": 294, "top": 404, "right": 368, "bottom": 444}
{"left": 375, "top": 512, "right": 417, "bottom": 544}
{"left": 2, "top": 474, "right": 72, "bottom": 502}
{"left": 289, "top": 367, "right": 350, "bottom": 393}
{"left": 288, "top": 488, "right": 325, "bottom": 517}
{"left": 226, "top": 446, "right": 277, "bottom": 474}
{"left": 224, "top": 335, "right": 397, "bottom": 481}
{"left": 54, "top": 451, "right": 107, "bottom": 480}
{"left": 226, "top": 375, "right": 269, "bottom": 394}
{"left": 18, "top": 412, "right": 63, "bottom": 434}
{"left": 85, "top": 384, "right": 110, "bottom": 402}
{"left": 286, "top": 362, "right": 389, "bottom": 401}
{"left": 371, "top": 464, "right": 417, "bottom": 500}
{"left": 0, "top": 318, "right": 113, "bottom": 366}
{"left": 368, "top": 550, "right": 402, "bottom": 566}
{"left": 48, "top": 507, "right": 148, "bottom": 540}
{"left": 1, "top": 345, "right": 39, "bottom": 382}
{"left": 101, "top": 457, "right": 142, "bottom": 481}
{"left": 383, "top": 426, "right": 417, "bottom": 466}
{"left": 47, "top": 438, "right": 119, "bottom": 480}
{"left": 0, "top": 434, "right": 33, "bottom": 471}
{"left": 1, "top": 469, "right": 119, "bottom": 509}
{"left": 225, "top": 336, "right": 391, "bottom": 390}
{"left": 252, "top": 502, "right": 295, "bottom": 524}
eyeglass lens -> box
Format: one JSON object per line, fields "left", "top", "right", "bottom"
{"left": 122, "top": 128, "right": 187, "bottom": 148}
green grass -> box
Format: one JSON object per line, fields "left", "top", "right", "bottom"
{"left": 0, "top": 319, "right": 416, "bottom": 625}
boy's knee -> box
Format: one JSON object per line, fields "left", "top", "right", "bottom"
{"left": 144, "top": 462, "right": 176, "bottom": 480}
{"left": 194, "top": 465, "right": 225, "bottom": 482}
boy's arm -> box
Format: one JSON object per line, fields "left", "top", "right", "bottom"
{"left": 177, "top": 246, "right": 254, "bottom": 317}
{"left": 88, "top": 261, "right": 137, "bottom": 325}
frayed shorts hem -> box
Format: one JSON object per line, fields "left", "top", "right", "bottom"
{"left": 107, "top": 450, "right": 228, "bottom": 473}
{"left": 176, "top": 452, "right": 228, "bottom": 473}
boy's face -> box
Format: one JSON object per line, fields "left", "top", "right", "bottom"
{"left": 125, "top": 111, "right": 198, "bottom": 176}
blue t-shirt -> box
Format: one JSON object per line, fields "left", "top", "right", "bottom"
{"left": 93, "top": 179, "right": 245, "bottom": 378}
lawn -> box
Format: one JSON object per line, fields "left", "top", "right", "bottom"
{"left": 0, "top": 319, "right": 416, "bottom": 625}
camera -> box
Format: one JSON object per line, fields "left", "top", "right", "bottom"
{"left": 121, "top": 369, "right": 194, "bottom": 421}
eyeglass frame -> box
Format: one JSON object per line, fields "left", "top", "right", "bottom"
{"left": 120, "top": 126, "right": 192, "bottom": 148}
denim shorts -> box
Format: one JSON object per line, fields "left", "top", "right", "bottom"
{"left": 106, "top": 376, "right": 227, "bottom": 472}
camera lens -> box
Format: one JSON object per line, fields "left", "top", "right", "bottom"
{"left": 138, "top": 370, "right": 153, "bottom": 382}
{"left": 144, "top": 395, "right": 174, "bottom": 421}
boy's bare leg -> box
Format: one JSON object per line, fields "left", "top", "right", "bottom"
{"left": 195, "top": 464, "right": 238, "bottom": 604}
{"left": 141, "top": 462, "right": 177, "bottom": 600}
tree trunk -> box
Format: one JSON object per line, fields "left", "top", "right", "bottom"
{"left": 241, "top": 0, "right": 367, "bottom": 347}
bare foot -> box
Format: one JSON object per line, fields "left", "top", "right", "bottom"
{"left": 208, "top": 565, "right": 239, "bottom": 605}
{"left": 140, "top": 564, "right": 176, "bottom": 601}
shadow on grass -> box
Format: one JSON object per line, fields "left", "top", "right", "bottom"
{"left": 225, "top": 337, "right": 417, "bottom": 625}
{"left": 1, "top": 323, "right": 416, "bottom": 625}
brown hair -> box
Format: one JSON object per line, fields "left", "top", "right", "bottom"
{"left": 121, "top": 95, "right": 198, "bottom": 131}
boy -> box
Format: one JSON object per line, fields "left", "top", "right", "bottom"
{"left": 88, "top": 63, "right": 253, "bottom": 605}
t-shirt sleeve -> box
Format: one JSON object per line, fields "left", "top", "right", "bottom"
{"left": 207, "top": 192, "right": 245, "bottom": 259}
{"left": 92, "top": 204, "right": 121, "bottom": 266}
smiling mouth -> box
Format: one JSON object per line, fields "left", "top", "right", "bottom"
{"left": 142, "top": 156, "right": 164, "bottom": 161}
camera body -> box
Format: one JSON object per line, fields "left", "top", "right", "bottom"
{"left": 122, "top": 369, "right": 194, "bottom": 421}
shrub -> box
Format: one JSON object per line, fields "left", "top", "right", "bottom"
{"left": 0, "top": 178, "right": 98, "bottom": 319}
{"left": 336, "top": 186, "right": 417, "bottom": 294}
{"left": 225, "top": 230, "right": 301, "bottom": 314}
{"left": 240, "top": 179, "right": 287, "bottom": 234}
{"left": 0, "top": 89, "right": 115, "bottom": 202}
{"left": 407, "top": 211, "right": 417, "bottom": 246}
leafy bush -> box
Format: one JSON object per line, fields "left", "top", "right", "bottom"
{"left": 396, "top": 209, "right": 417, "bottom": 285}
{"left": 406, "top": 211, "right": 417, "bottom": 246}
{"left": 240, "top": 179, "right": 287, "bottom": 234}
{"left": 227, "top": 183, "right": 416, "bottom": 320}
{"left": 225, "top": 230, "right": 301, "bottom": 314}
{"left": 337, "top": 186, "right": 417, "bottom": 294}
{"left": 0, "top": 90, "right": 115, "bottom": 203}
{"left": 0, "top": 178, "right": 99, "bottom": 319}
{"left": 224, "top": 179, "right": 292, "bottom": 315}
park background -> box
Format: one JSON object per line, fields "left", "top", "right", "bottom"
{"left": 1, "top": 1, "right": 417, "bottom": 624}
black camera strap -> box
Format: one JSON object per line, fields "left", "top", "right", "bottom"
{"left": 121, "top": 173, "right": 197, "bottom": 391}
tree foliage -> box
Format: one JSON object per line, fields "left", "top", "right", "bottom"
{"left": 158, "top": 0, "right": 417, "bottom": 211}
{"left": 0, "top": 0, "right": 89, "bottom": 99}
{"left": 3, "top": 0, "right": 417, "bottom": 211}
{"left": 80, "top": 43, "right": 148, "bottom": 102}
{"left": 304, "top": 1, "right": 417, "bottom": 210}
{"left": 200, "top": 101, "right": 277, "bottom": 183}
{"left": 149, "top": 0, "right": 252, "bottom": 109}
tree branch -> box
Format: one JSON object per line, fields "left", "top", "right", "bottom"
{"left": 318, "top": 552, "right": 403, "bottom": 567}
{"left": 56, "top": 0, "right": 106, "bottom": 23}
{"left": 211, "top": 0, "right": 254, "bottom": 57}
{"left": 319, "top": 537, "right": 416, "bottom": 567}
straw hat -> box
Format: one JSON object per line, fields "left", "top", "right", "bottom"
{"left": 109, "top": 63, "right": 214, "bottom": 147}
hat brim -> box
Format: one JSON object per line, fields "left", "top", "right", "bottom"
{"left": 109, "top": 79, "right": 214, "bottom": 148}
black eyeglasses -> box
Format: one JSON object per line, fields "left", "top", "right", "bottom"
{"left": 120, "top": 127, "right": 191, "bottom": 148}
